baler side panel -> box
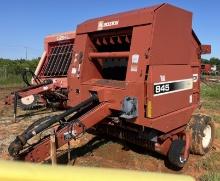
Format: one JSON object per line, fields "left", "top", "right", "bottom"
{"left": 67, "top": 34, "right": 87, "bottom": 107}
{"left": 126, "top": 25, "right": 152, "bottom": 82}
{"left": 67, "top": 34, "right": 103, "bottom": 107}
{"left": 150, "top": 4, "right": 192, "bottom": 65}
{"left": 147, "top": 105, "right": 195, "bottom": 132}
{"left": 146, "top": 65, "right": 193, "bottom": 118}
{"left": 190, "top": 36, "right": 201, "bottom": 105}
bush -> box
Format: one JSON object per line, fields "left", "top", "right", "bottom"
{"left": 0, "top": 58, "right": 39, "bottom": 87}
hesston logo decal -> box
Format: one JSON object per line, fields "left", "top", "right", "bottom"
{"left": 97, "top": 20, "right": 119, "bottom": 30}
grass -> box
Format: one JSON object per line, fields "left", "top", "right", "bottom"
{"left": 0, "top": 74, "right": 28, "bottom": 88}
{"left": 202, "top": 100, "right": 220, "bottom": 111}
{"left": 197, "top": 84, "right": 220, "bottom": 181}
{"left": 213, "top": 114, "right": 220, "bottom": 123}
{"left": 195, "top": 152, "right": 220, "bottom": 171}
{"left": 201, "top": 84, "right": 220, "bottom": 100}
{"left": 200, "top": 172, "right": 220, "bottom": 181}
{"left": 215, "top": 128, "right": 220, "bottom": 139}
{"left": 201, "top": 84, "right": 220, "bottom": 111}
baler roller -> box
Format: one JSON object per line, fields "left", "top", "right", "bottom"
{"left": 89, "top": 51, "right": 129, "bottom": 59}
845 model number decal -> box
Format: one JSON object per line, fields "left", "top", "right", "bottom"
{"left": 154, "top": 79, "right": 193, "bottom": 96}
{"left": 154, "top": 84, "right": 170, "bottom": 94}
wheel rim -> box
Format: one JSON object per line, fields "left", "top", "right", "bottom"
{"left": 179, "top": 156, "right": 187, "bottom": 164}
{"left": 21, "top": 95, "right": 35, "bottom": 105}
{"left": 202, "top": 125, "right": 212, "bottom": 148}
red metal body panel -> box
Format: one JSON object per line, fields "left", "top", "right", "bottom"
{"left": 201, "top": 64, "right": 211, "bottom": 75}
{"left": 67, "top": 3, "right": 205, "bottom": 133}
{"left": 147, "top": 65, "right": 193, "bottom": 118}
{"left": 149, "top": 4, "right": 192, "bottom": 65}
{"left": 18, "top": 80, "right": 66, "bottom": 97}
{"left": 44, "top": 32, "right": 75, "bottom": 52}
{"left": 76, "top": 4, "right": 160, "bottom": 34}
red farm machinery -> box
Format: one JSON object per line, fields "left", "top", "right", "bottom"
{"left": 9, "top": 3, "right": 214, "bottom": 169}
{"left": 5, "top": 32, "right": 75, "bottom": 118}
{"left": 201, "top": 64, "right": 212, "bottom": 75}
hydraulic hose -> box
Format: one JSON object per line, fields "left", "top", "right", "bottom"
{"left": 22, "top": 69, "right": 42, "bottom": 86}
{"left": 8, "top": 95, "right": 98, "bottom": 157}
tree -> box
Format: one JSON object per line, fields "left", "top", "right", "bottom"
{"left": 209, "top": 57, "right": 220, "bottom": 65}
{"left": 201, "top": 58, "right": 209, "bottom": 64}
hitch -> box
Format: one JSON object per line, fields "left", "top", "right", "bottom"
{"left": 8, "top": 95, "right": 111, "bottom": 162}
{"left": 8, "top": 95, "right": 98, "bottom": 158}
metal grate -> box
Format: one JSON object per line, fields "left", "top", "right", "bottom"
{"left": 42, "top": 43, "right": 73, "bottom": 77}
{"left": 90, "top": 28, "right": 132, "bottom": 52}
{"left": 89, "top": 28, "right": 132, "bottom": 81}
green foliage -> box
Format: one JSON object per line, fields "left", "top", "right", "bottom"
{"left": 201, "top": 84, "right": 220, "bottom": 99}
{"left": 201, "top": 57, "right": 220, "bottom": 65}
{"left": 0, "top": 57, "right": 39, "bottom": 73}
{"left": 200, "top": 172, "right": 220, "bottom": 181}
{"left": 201, "top": 58, "right": 210, "bottom": 64}
{"left": 0, "top": 58, "right": 39, "bottom": 87}
{"left": 201, "top": 84, "right": 220, "bottom": 111}
{"left": 209, "top": 57, "right": 220, "bottom": 65}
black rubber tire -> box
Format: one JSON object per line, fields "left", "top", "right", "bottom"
{"left": 188, "top": 114, "right": 215, "bottom": 155}
{"left": 168, "top": 139, "right": 188, "bottom": 169}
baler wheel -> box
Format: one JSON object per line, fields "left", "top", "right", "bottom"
{"left": 189, "top": 114, "right": 215, "bottom": 155}
{"left": 17, "top": 95, "right": 40, "bottom": 110}
{"left": 168, "top": 139, "right": 188, "bottom": 169}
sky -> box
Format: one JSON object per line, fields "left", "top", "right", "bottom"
{"left": 0, "top": 0, "right": 219, "bottom": 60}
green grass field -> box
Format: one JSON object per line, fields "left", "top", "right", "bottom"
{"left": 201, "top": 84, "right": 220, "bottom": 100}
{"left": 0, "top": 74, "right": 25, "bottom": 87}
{"left": 200, "top": 83, "right": 220, "bottom": 181}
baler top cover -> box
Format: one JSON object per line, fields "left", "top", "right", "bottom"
{"left": 77, "top": 4, "right": 163, "bottom": 34}
{"left": 75, "top": 3, "right": 194, "bottom": 66}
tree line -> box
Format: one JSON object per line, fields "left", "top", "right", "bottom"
{"left": 0, "top": 58, "right": 40, "bottom": 87}
{"left": 202, "top": 57, "right": 220, "bottom": 65}
{"left": 0, "top": 57, "right": 40, "bottom": 74}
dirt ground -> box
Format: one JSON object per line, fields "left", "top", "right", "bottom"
{"left": 0, "top": 86, "right": 220, "bottom": 180}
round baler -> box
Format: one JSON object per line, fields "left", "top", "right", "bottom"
{"left": 8, "top": 3, "right": 214, "bottom": 169}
